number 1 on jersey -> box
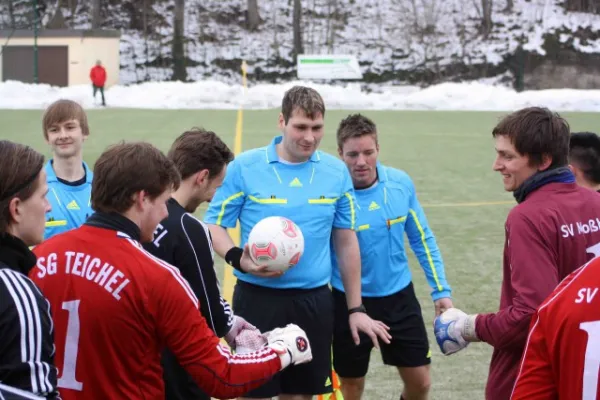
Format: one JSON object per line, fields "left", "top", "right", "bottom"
{"left": 58, "top": 300, "right": 84, "bottom": 391}
{"left": 580, "top": 320, "right": 600, "bottom": 400}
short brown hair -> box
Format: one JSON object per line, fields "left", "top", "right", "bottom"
{"left": 281, "top": 86, "right": 325, "bottom": 123}
{"left": 570, "top": 131, "right": 600, "bottom": 184}
{"left": 336, "top": 113, "right": 378, "bottom": 150}
{"left": 0, "top": 140, "right": 45, "bottom": 234}
{"left": 492, "top": 107, "right": 570, "bottom": 168}
{"left": 42, "top": 99, "right": 90, "bottom": 139}
{"left": 168, "top": 128, "right": 234, "bottom": 180}
{"left": 92, "top": 142, "right": 181, "bottom": 214}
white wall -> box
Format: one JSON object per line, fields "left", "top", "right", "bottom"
{"left": 0, "top": 34, "right": 120, "bottom": 87}
{"left": 79, "top": 37, "right": 120, "bottom": 87}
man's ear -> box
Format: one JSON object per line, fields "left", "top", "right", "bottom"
{"left": 569, "top": 164, "right": 583, "bottom": 181}
{"left": 337, "top": 147, "right": 343, "bottom": 158}
{"left": 132, "top": 190, "right": 146, "bottom": 210}
{"left": 278, "top": 113, "right": 286, "bottom": 131}
{"left": 195, "top": 169, "right": 210, "bottom": 185}
{"left": 538, "top": 154, "right": 553, "bottom": 172}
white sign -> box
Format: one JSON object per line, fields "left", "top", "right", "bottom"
{"left": 297, "top": 54, "right": 363, "bottom": 80}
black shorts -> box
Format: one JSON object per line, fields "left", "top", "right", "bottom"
{"left": 232, "top": 280, "right": 334, "bottom": 397}
{"left": 332, "top": 282, "right": 431, "bottom": 378}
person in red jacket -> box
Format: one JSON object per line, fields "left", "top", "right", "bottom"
{"left": 511, "top": 256, "right": 600, "bottom": 399}
{"left": 89, "top": 60, "right": 106, "bottom": 106}
{"left": 30, "top": 141, "right": 313, "bottom": 400}
{"left": 433, "top": 107, "right": 600, "bottom": 400}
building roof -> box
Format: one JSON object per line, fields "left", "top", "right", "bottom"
{"left": 0, "top": 29, "right": 121, "bottom": 39}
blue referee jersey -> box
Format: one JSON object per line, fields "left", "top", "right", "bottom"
{"left": 204, "top": 135, "right": 356, "bottom": 289}
{"left": 331, "top": 163, "right": 451, "bottom": 300}
{"left": 44, "top": 160, "right": 94, "bottom": 240}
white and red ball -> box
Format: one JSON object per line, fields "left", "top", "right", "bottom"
{"left": 247, "top": 216, "right": 304, "bottom": 272}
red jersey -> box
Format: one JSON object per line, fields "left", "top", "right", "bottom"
{"left": 31, "top": 224, "right": 281, "bottom": 400}
{"left": 511, "top": 256, "right": 600, "bottom": 399}
{"left": 475, "top": 183, "right": 600, "bottom": 399}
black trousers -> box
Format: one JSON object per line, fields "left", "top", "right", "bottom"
{"left": 93, "top": 84, "right": 106, "bottom": 105}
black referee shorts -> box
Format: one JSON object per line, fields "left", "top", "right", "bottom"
{"left": 232, "top": 280, "right": 334, "bottom": 397}
{"left": 332, "top": 282, "right": 431, "bottom": 378}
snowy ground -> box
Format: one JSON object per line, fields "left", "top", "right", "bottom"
{"left": 2, "top": 79, "right": 600, "bottom": 112}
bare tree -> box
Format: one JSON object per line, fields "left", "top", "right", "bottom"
{"left": 46, "top": 0, "right": 68, "bottom": 29}
{"left": 481, "top": 0, "right": 493, "bottom": 37}
{"left": 91, "top": 0, "right": 102, "bottom": 28}
{"left": 7, "top": 0, "right": 16, "bottom": 29}
{"left": 66, "top": 0, "right": 77, "bottom": 16}
{"left": 292, "top": 0, "right": 304, "bottom": 62}
{"left": 408, "top": 0, "right": 439, "bottom": 34}
{"left": 270, "top": 4, "right": 280, "bottom": 59}
{"left": 247, "top": 0, "right": 260, "bottom": 31}
{"left": 172, "top": 0, "right": 187, "bottom": 81}
{"left": 143, "top": 0, "right": 150, "bottom": 81}
{"left": 504, "top": 0, "right": 513, "bottom": 12}
{"left": 325, "top": 0, "right": 334, "bottom": 52}
{"left": 473, "top": 0, "right": 493, "bottom": 37}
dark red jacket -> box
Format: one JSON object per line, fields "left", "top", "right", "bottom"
{"left": 90, "top": 65, "right": 106, "bottom": 87}
{"left": 475, "top": 183, "right": 600, "bottom": 400}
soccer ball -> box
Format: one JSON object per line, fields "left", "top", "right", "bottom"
{"left": 247, "top": 216, "right": 304, "bottom": 272}
{"left": 433, "top": 309, "right": 469, "bottom": 355}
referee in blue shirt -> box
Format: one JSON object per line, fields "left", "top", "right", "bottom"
{"left": 331, "top": 114, "right": 454, "bottom": 400}
{"left": 205, "top": 86, "right": 391, "bottom": 400}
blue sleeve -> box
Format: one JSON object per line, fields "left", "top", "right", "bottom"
{"left": 404, "top": 178, "right": 452, "bottom": 301}
{"left": 204, "top": 159, "right": 245, "bottom": 228}
{"left": 333, "top": 167, "right": 356, "bottom": 230}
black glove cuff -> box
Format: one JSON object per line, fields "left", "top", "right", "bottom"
{"left": 225, "top": 246, "right": 245, "bottom": 273}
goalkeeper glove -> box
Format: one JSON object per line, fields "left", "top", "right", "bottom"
{"left": 434, "top": 308, "right": 479, "bottom": 355}
{"left": 224, "top": 315, "right": 258, "bottom": 348}
{"left": 234, "top": 329, "right": 267, "bottom": 354}
{"left": 264, "top": 324, "right": 312, "bottom": 370}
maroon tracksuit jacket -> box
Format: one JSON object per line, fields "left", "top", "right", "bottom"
{"left": 475, "top": 182, "right": 600, "bottom": 400}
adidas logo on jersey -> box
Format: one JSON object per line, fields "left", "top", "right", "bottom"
{"left": 67, "top": 200, "right": 80, "bottom": 210}
{"left": 289, "top": 177, "right": 303, "bottom": 187}
{"left": 368, "top": 201, "right": 380, "bottom": 211}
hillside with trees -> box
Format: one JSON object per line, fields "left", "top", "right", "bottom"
{"left": 3, "top": 0, "right": 600, "bottom": 90}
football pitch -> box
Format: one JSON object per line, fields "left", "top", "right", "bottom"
{"left": 2, "top": 108, "right": 600, "bottom": 399}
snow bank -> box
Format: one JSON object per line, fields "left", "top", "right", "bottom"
{"left": 2, "top": 80, "right": 600, "bottom": 112}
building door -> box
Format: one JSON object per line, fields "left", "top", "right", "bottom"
{"left": 2, "top": 45, "right": 69, "bottom": 86}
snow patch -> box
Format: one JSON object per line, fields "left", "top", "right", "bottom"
{"left": 3, "top": 79, "right": 600, "bottom": 112}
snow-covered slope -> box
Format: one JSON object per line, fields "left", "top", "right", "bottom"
{"left": 3, "top": 0, "right": 600, "bottom": 86}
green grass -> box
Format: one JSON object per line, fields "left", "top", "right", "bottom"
{"left": 3, "top": 108, "right": 600, "bottom": 399}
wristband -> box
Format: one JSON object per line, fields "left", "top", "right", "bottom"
{"left": 225, "top": 246, "right": 245, "bottom": 273}
{"left": 462, "top": 314, "right": 480, "bottom": 342}
{"left": 348, "top": 304, "right": 367, "bottom": 315}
